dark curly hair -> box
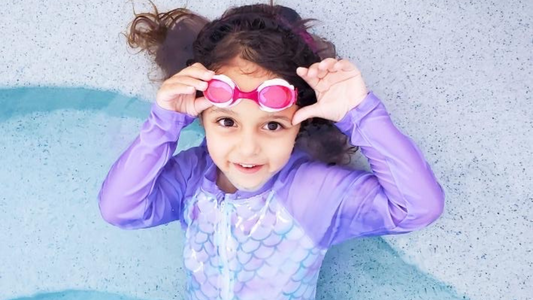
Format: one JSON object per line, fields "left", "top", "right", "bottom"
{"left": 126, "top": 2, "right": 358, "bottom": 165}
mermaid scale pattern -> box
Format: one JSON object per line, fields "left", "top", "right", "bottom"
{"left": 182, "top": 190, "right": 327, "bottom": 300}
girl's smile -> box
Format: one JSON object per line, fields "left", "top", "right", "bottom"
{"left": 233, "top": 163, "right": 264, "bottom": 174}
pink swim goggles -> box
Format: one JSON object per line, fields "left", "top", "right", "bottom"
{"left": 204, "top": 74, "right": 297, "bottom": 112}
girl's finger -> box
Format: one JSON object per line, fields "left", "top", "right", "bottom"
{"left": 306, "top": 62, "right": 322, "bottom": 78}
{"left": 159, "top": 82, "right": 197, "bottom": 101}
{"left": 333, "top": 59, "right": 357, "bottom": 72}
{"left": 190, "top": 62, "right": 208, "bottom": 70}
{"left": 169, "top": 64, "right": 215, "bottom": 81}
{"left": 296, "top": 67, "right": 320, "bottom": 88}
{"left": 318, "top": 58, "right": 339, "bottom": 71}
{"left": 193, "top": 96, "right": 213, "bottom": 114}
{"left": 315, "top": 64, "right": 330, "bottom": 79}
{"left": 292, "top": 104, "right": 321, "bottom": 125}
{"left": 167, "top": 76, "right": 209, "bottom": 91}
{"left": 316, "top": 58, "right": 339, "bottom": 79}
{"left": 296, "top": 67, "right": 308, "bottom": 77}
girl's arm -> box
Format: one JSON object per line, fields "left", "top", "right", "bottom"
{"left": 286, "top": 92, "right": 445, "bottom": 247}
{"left": 97, "top": 103, "right": 201, "bottom": 230}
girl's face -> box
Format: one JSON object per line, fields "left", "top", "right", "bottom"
{"left": 201, "top": 57, "right": 301, "bottom": 193}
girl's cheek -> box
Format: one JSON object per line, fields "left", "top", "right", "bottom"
{"left": 269, "top": 135, "right": 295, "bottom": 153}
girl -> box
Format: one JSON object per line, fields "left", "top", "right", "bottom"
{"left": 98, "top": 4, "right": 445, "bottom": 300}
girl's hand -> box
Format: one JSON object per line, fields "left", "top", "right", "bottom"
{"left": 292, "top": 58, "right": 368, "bottom": 125}
{"left": 156, "top": 63, "right": 215, "bottom": 116}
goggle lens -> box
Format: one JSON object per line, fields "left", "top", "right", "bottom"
{"left": 259, "top": 85, "right": 293, "bottom": 109}
{"left": 205, "top": 80, "right": 233, "bottom": 103}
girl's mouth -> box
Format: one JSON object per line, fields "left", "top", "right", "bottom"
{"left": 234, "top": 163, "right": 264, "bottom": 174}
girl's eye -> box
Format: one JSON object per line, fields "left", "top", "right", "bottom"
{"left": 263, "top": 122, "right": 284, "bottom": 131}
{"left": 217, "top": 118, "right": 235, "bottom": 127}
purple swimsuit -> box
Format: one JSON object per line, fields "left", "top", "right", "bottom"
{"left": 98, "top": 92, "right": 445, "bottom": 300}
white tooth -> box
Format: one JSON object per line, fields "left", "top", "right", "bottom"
{"left": 240, "top": 164, "right": 255, "bottom": 168}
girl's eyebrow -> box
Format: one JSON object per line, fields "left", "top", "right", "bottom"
{"left": 260, "top": 115, "right": 291, "bottom": 122}
{"left": 210, "top": 107, "right": 291, "bottom": 123}
{"left": 210, "top": 107, "right": 237, "bottom": 116}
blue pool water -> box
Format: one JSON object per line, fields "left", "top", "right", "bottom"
{"left": 0, "top": 87, "right": 468, "bottom": 300}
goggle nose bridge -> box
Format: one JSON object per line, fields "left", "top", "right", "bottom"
{"left": 233, "top": 89, "right": 260, "bottom": 101}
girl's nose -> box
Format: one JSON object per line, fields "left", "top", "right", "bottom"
{"left": 238, "top": 132, "right": 260, "bottom": 157}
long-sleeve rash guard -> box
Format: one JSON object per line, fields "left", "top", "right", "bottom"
{"left": 98, "top": 92, "right": 445, "bottom": 300}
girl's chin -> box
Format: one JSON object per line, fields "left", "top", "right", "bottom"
{"left": 216, "top": 165, "right": 274, "bottom": 193}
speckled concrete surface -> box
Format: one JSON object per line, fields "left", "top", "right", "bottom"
{"left": 0, "top": 0, "right": 256, "bottom": 101}
{"left": 0, "top": 0, "right": 532, "bottom": 300}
